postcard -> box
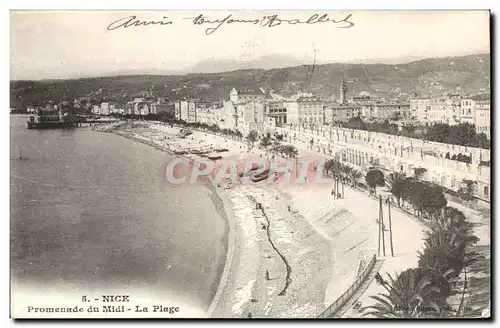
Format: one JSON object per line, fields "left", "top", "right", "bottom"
{"left": 10, "top": 10, "right": 491, "bottom": 319}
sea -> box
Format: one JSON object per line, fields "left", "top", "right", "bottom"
{"left": 10, "top": 115, "right": 227, "bottom": 315}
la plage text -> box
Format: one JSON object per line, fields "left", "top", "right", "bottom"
{"left": 27, "top": 305, "right": 180, "bottom": 314}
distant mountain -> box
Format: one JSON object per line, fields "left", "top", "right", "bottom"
{"left": 185, "top": 55, "right": 308, "bottom": 74}
{"left": 10, "top": 53, "right": 490, "bottom": 109}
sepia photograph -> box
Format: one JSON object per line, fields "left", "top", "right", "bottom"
{"left": 9, "top": 9, "right": 491, "bottom": 319}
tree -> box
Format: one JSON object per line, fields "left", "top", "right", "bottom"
{"left": 209, "top": 123, "right": 219, "bottom": 133}
{"left": 418, "top": 185, "right": 448, "bottom": 219}
{"left": 457, "top": 179, "right": 477, "bottom": 201}
{"left": 270, "top": 139, "right": 282, "bottom": 158}
{"left": 346, "top": 116, "right": 367, "bottom": 130}
{"left": 414, "top": 167, "right": 427, "bottom": 180}
{"left": 417, "top": 229, "right": 464, "bottom": 280}
{"left": 403, "top": 181, "right": 447, "bottom": 219}
{"left": 342, "top": 164, "right": 353, "bottom": 185}
{"left": 386, "top": 172, "right": 407, "bottom": 207}
{"left": 349, "top": 169, "right": 363, "bottom": 188}
{"left": 260, "top": 136, "right": 272, "bottom": 152}
{"left": 272, "top": 138, "right": 282, "bottom": 152}
{"left": 432, "top": 207, "right": 479, "bottom": 251}
{"left": 324, "top": 159, "right": 336, "bottom": 178}
{"left": 235, "top": 130, "right": 243, "bottom": 140}
{"left": 386, "top": 171, "right": 406, "bottom": 190}
{"left": 247, "top": 130, "right": 258, "bottom": 147}
{"left": 365, "top": 169, "right": 385, "bottom": 195}
{"left": 281, "top": 145, "right": 298, "bottom": 159}
{"left": 363, "top": 268, "right": 442, "bottom": 318}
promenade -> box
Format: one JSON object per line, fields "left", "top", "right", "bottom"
{"left": 101, "top": 121, "right": 489, "bottom": 318}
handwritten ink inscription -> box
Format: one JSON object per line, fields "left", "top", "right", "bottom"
{"left": 107, "top": 16, "right": 173, "bottom": 30}
{"left": 106, "top": 13, "right": 354, "bottom": 35}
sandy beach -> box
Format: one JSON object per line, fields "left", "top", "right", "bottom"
{"left": 92, "top": 120, "right": 455, "bottom": 318}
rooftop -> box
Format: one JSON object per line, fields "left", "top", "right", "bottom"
{"left": 235, "top": 87, "right": 266, "bottom": 96}
{"left": 468, "top": 94, "right": 490, "bottom": 101}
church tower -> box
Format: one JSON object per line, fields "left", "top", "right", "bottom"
{"left": 340, "top": 79, "right": 347, "bottom": 105}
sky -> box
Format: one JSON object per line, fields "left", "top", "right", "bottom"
{"left": 10, "top": 10, "right": 490, "bottom": 80}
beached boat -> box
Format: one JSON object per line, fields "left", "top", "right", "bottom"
{"left": 238, "top": 169, "right": 258, "bottom": 178}
{"left": 251, "top": 169, "right": 270, "bottom": 182}
{"left": 191, "top": 149, "right": 211, "bottom": 155}
{"left": 251, "top": 173, "right": 269, "bottom": 183}
{"left": 250, "top": 163, "right": 260, "bottom": 171}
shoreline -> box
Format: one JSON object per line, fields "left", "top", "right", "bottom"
{"left": 106, "top": 127, "right": 236, "bottom": 317}
{"left": 204, "top": 182, "right": 237, "bottom": 317}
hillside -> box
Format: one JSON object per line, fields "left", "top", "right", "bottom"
{"left": 10, "top": 54, "right": 490, "bottom": 110}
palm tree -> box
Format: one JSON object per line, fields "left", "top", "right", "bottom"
{"left": 329, "top": 159, "right": 342, "bottom": 179}
{"left": 247, "top": 130, "right": 258, "bottom": 147}
{"left": 282, "top": 145, "right": 298, "bottom": 159}
{"left": 342, "top": 164, "right": 353, "bottom": 185}
{"left": 386, "top": 171, "right": 406, "bottom": 190}
{"left": 210, "top": 123, "right": 219, "bottom": 133}
{"left": 414, "top": 167, "right": 427, "bottom": 180}
{"left": 234, "top": 130, "right": 243, "bottom": 140}
{"left": 349, "top": 169, "right": 363, "bottom": 188}
{"left": 280, "top": 145, "right": 298, "bottom": 175}
{"left": 386, "top": 172, "right": 407, "bottom": 207}
{"left": 260, "top": 136, "right": 272, "bottom": 153}
{"left": 271, "top": 138, "right": 282, "bottom": 157}
{"left": 365, "top": 169, "right": 385, "bottom": 196}
{"left": 418, "top": 229, "right": 464, "bottom": 280}
{"left": 431, "top": 207, "right": 479, "bottom": 249}
{"left": 324, "top": 159, "right": 336, "bottom": 178}
{"left": 363, "top": 268, "right": 442, "bottom": 318}
{"left": 457, "top": 179, "right": 477, "bottom": 201}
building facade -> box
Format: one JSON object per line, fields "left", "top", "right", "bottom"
{"left": 410, "top": 96, "right": 490, "bottom": 139}
{"left": 175, "top": 100, "right": 197, "bottom": 123}
{"left": 285, "top": 95, "right": 324, "bottom": 128}
{"left": 324, "top": 103, "right": 362, "bottom": 124}
{"left": 474, "top": 100, "right": 491, "bottom": 139}
{"left": 229, "top": 87, "right": 267, "bottom": 103}
{"left": 275, "top": 125, "right": 491, "bottom": 201}
{"left": 265, "top": 100, "right": 287, "bottom": 126}
{"left": 196, "top": 106, "right": 220, "bottom": 126}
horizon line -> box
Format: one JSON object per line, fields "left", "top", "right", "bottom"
{"left": 10, "top": 51, "right": 490, "bottom": 82}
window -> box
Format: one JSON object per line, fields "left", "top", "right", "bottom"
{"left": 484, "top": 186, "right": 489, "bottom": 197}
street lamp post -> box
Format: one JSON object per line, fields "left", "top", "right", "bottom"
{"left": 379, "top": 195, "right": 386, "bottom": 257}
{"left": 388, "top": 197, "right": 394, "bottom": 257}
